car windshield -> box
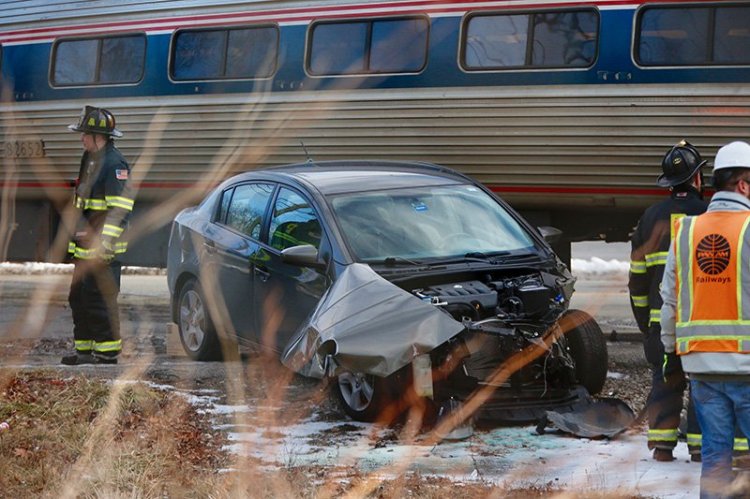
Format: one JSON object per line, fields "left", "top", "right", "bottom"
{"left": 330, "top": 184, "right": 538, "bottom": 262}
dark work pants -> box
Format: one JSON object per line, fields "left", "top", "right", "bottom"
{"left": 644, "top": 325, "right": 701, "bottom": 454}
{"left": 68, "top": 259, "right": 122, "bottom": 358}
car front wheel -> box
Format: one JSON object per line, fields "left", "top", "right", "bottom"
{"left": 177, "top": 278, "right": 222, "bottom": 361}
{"left": 335, "top": 371, "right": 394, "bottom": 422}
{"left": 560, "top": 309, "right": 608, "bottom": 395}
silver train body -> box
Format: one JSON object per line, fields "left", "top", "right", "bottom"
{"left": 2, "top": 0, "right": 750, "bottom": 264}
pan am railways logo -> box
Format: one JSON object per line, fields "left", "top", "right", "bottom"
{"left": 695, "top": 233, "right": 732, "bottom": 284}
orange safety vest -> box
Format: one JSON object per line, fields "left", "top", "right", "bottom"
{"left": 674, "top": 211, "right": 750, "bottom": 355}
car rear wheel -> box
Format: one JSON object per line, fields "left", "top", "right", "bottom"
{"left": 560, "top": 309, "right": 608, "bottom": 395}
{"left": 177, "top": 278, "right": 222, "bottom": 361}
{"left": 335, "top": 371, "right": 393, "bottom": 422}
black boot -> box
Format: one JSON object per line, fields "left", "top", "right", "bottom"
{"left": 653, "top": 448, "right": 675, "bottom": 462}
{"left": 61, "top": 353, "right": 96, "bottom": 365}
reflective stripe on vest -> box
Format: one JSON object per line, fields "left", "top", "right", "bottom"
{"left": 648, "top": 428, "right": 678, "bottom": 442}
{"left": 649, "top": 309, "right": 661, "bottom": 325}
{"left": 74, "top": 196, "right": 108, "bottom": 210}
{"left": 75, "top": 340, "right": 93, "bottom": 352}
{"left": 75, "top": 195, "right": 134, "bottom": 211}
{"left": 646, "top": 251, "right": 668, "bottom": 267}
{"left": 102, "top": 223, "right": 124, "bottom": 238}
{"left": 105, "top": 195, "right": 134, "bottom": 211}
{"left": 94, "top": 340, "right": 122, "bottom": 353}
{"left": 736, "top": 438, "right": 749, "bottom": 451}
{"left": 687, "top": 433, "right": 702, "bottom": 448}
{"left": 631, "top": 295, "right": 648, "bottom": 307}
{"left": 675, "top": 212, "right": 750, "bottom": 354}
{"left": 630, "top": 260, "right": 647, "bottom": 275}
{"left": 68, "top": 240, "right": 128, "bottom": 259}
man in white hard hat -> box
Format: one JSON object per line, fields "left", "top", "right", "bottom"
{"left": 661, "top": 140, "right": 750, "bottom": 498}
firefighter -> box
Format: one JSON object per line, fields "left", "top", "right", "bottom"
{"left": 61, "top": 106, "right": 134, "bottom": 365}
{"left": 661, "top": 140, "right": 750, "bottom": 498}
{"left": 629, "top": 140, "right": 707, "bottom": 462}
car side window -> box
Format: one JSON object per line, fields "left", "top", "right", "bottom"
{"left": 224, "top": 183, "right": 274, "bottom": 239}
{"left": 269, "top": 188, "right": 322, "bottom": 251}
{"left": 216, "top": 187, "right": 233, "bottom": 223}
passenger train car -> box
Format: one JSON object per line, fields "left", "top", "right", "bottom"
{"left": 2, "top": 0, "right": 750, "bottom": 265}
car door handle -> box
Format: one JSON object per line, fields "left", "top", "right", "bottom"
{"left": 254, "top": 266, "right": 271, "bottom": 282}
{"left": 204, "top": 240, "right": 216, "bottom": 254}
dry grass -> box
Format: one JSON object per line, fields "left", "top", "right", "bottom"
{"left": 0, "top": 370, "right": 654, "bottom": 499}
{"left": 0, "top": 371, "right": 227, "bottom": 498}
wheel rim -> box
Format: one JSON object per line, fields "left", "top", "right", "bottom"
{"left": 338, "top": 372, "right": 375, "bottom": 412}
{"left": 179, "top": 289, "right": 205, "bottom": 353}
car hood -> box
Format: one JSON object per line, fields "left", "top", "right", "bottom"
{"left": 281, "top": 263, "right": 465, "bottom": 378}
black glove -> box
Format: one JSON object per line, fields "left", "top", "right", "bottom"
{"left": 662, "top": 352, "right": 683, "bottom": 381}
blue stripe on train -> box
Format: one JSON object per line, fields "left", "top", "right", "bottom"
{"left": 5, "top": 9, "right": 750, "bottom": 103}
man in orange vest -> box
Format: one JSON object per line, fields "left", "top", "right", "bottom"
{"left": 661, "top": 140, "right": 750, "bottom": 498}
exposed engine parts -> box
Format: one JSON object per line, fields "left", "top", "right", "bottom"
{"left": 412, "top": 272, "right": 567, "bottom": 323}
{"left": 408, "top": 270, "right": 588, "bottom": 420}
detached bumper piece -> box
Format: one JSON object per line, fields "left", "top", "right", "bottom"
{"left": 536, "top": 396, "right": 636, "bottom": 439}
{"left": 470, "top": 386, "right": 590, "bottom": 423}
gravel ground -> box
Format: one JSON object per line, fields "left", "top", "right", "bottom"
{"left": 602, "top": 338, "right": 651, "bottom": 418}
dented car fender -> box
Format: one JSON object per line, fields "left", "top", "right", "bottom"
{"left": 281, "top": 263, "right": 465, "bottom": 378}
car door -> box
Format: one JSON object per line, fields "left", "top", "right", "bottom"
{"left": 253, "top": 186, "right": 329, "bottom": 350}
{"left": 208, "top": 182, "right": 274, "bottom": 340}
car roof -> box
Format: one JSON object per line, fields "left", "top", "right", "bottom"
{"left": 227, "top": 160, "right": 471, "bottom": 195}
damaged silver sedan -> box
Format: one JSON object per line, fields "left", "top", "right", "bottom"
{"left": 167, "top": 161, "right": 608, "bottom": 424}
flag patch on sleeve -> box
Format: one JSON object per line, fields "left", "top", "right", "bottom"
{"left": 115, "top": 169, "right": 129, "bottom": 180}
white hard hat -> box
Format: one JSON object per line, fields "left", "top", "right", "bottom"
{"left": 713, "top": 141, "right": 750, "bottom": 172}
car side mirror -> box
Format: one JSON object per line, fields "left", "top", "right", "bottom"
{"left": 281, "top": 244, "right": 325, "bottom": 269}
{"left": 538, "top": 226, "right": 563, "bottom": 245}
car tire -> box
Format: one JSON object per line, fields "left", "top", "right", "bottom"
{"left": 560, "top": 309, "right": 608, "bottom": 395}
{"left": 177, "top": 278, "right": 222, "bottom": 361}
{"left": 334, "top": 371, "right": 395, "bottom": 422}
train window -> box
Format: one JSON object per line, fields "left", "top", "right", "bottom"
{"left": 171, "top": 25, "right": 278, "bottom": 80}
{"left": 462, "top": 9, "right": 598, "bottom": 70}
{"left": 370, "top": 18, "right": 428, "bottom": 72}
{"left": 310, "top": 22, "right": 368, "bottom": 74}
{"left": 51, "top": 35, "right": 145, "bottom": 86}
{"left": 308, "top": 17, "right": 428, "bottom": 75}
{"left": 637, "top": 5, "right": 750, "bottom": 66}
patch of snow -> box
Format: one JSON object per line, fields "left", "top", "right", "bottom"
{"left": 607, "top": 371, "right": 627, "bottom": 379}
{"left": 571, "top": 258, "right": 629, "bottom": 277}
{"left": 169, "top": 374, "right": 700, "bottom": 498}
{"left": 2, "top": 259, "right": 624, "bottom": 280}
{"left": 0, "top": 262, "right": 165, "bottom": 275}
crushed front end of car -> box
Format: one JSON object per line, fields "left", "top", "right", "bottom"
{"left": 282, "top": 258, "right": 608, "bottom": 424}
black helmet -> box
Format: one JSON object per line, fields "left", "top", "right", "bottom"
{"left": 68, "top": 105, "right": 123, "bottom": 138}
{"left": 657, "top": 140, "right": 705, "bottom": 187}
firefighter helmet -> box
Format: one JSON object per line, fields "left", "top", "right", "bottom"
{"left": 657, "top": 140, "right": 706, "bottom": 187}
{"left": 67, "top": 105, "right": 123, "bottom": 137}
{"left": 713, "top": 141, "right": 750, "bottom": 172}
